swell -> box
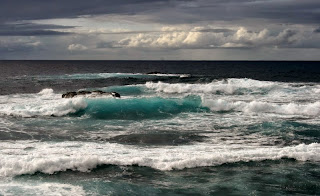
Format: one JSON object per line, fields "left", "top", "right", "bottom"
{"left": 80, "top": 96, "right": 207, "bottom": 119}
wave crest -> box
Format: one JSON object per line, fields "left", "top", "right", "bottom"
{"left": 0, "top": 141, "right": 319, "bottom": 177}
{"left": 202, "top": 98, "right": 320, "bottom": 116}
{"left": 0, "top": 96, "right": 87, "bottom": 117}
{"left": 145, "top": 79, "right": 279, "bottom": 95}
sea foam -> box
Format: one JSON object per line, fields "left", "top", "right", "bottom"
{"left": 0, "top": 89, "right": 87, "bottom": 117}
{"left": 0, "top": 182, "right": 86, "bottom": 196}
{"left": 145, "top": 79, "right": 280, "bottom": 95}
{"left": 202, "top": 98, "right": 320, "bottom": 116}
{"left": 0, "top": 141, "right": 319, "bottom": 177}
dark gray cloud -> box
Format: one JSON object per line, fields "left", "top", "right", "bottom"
{"left": 91, "top": 28, "right": 234, "bottom": 35}
{"left": 92, "top": 31, "right": 160, "bottom": 35}
{"left": 148, "top": 0, "right": 320, "bottom": 25}
{"left": 194, "top": 28, "right": 234, "bottom": 33}
{"left": 0, "top": 0, "right": 189, "bottom": 37}
{"left": 1, "top": 0, "right": 319, "bottom": 25}
{"left": 0, "top": 39, "right": 42, "bottom": 53}
{"left": 314, "top": 27, "right": 320, "bottom": 33}
{"left": 0, "top": 23, "right": 74, "bottom": 36}
{"left": 96, "top": 41, "right": 121, "bottom": 48}
{"left": 0, "top": 0, "right": 183, "bottom": 22}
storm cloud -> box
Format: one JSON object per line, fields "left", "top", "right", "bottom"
{"left": 0, "top": 23, "right": 74, "bottom": 36}
{"left": 1, "top": 0, "right": 319, "bottom": 25}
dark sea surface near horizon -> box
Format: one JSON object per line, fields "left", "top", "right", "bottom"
{"left": 0, "top": 61, "right": 319, "bottom": 195}
{"left": 1, "top": 60, "right": 320, "bottom": 95}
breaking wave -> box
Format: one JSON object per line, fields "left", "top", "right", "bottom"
{"left": 145, "top": 79, "right": 280, "bottom": 95}
{"left": 0, "top": 141, "right": 319, "bottom": 177}
{"left": 145, "top": 78, "right": 318, "bottom": 96}
{"left": 1, "top": 87, "right": 319, "bottom": 118}
{"left": 202, "top": 99, "right": 320, "bottom": 116}
{"left": 0, "top": 90, "right": 206, "bottom": 119}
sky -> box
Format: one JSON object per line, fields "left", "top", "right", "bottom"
{"left": 0, "top": 0, "right": 320, "bottom": 60}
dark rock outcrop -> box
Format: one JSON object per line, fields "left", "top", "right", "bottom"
{"left": 77, "top": 91, "right": 92, "bottom": 95}
{"left": 62, "top": 90, "right": 120, "bottom": 98}
{"left": 111, "top": 92, "right": 121, "bottom": 98}
{"left": 147, "top": 71, "right": 164, "bottom": 74}
{"left": 62, "top": 91, "right": 77, "bottom": 98}
{"left": 92, "top": 90, "right": 105, "bottom": 94}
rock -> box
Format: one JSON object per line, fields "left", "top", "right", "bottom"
{"left": 62, "top": 91, "right": 77, "bottom": 98}
{"left": 147, "top": 71, "right": 163, "bottom": 74}
{"left": 62, "top": 90, "right": 120, "bottom": 98}
{"left": 111, "top": 92, "right": 121, "bottom": 98}
{"left": 77, "top": 91, "right": 91, "bottom": 95}
{"left": 92, "top": 90, "right": 105, "bottom": 94}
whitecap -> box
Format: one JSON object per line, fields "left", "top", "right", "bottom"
{"left": 0, "top": 141, "right": 318, "bottom": 177}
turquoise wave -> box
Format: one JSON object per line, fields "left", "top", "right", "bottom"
{"left": 75, "top": 96, "right": 208, "bottom": 120}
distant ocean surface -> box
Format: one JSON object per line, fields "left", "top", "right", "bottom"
{"left": 0, "top": 61, "right": 319, "bottom": 195}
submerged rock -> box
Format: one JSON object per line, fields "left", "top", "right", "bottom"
{"left": 62, "top": 90, "right": 120, "bottom": 98}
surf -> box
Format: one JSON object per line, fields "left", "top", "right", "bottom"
{"left": 0, "top": 141, "right": 319, "bottom": 177}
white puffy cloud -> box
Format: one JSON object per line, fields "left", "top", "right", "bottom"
{"left": 113, "top": 26, "right": 310, "bottom": 49}
{"left": 67, "top": 43, "right": 88, "bottom": 51}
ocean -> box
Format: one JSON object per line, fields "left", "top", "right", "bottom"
{"left": 0, "top": 60, "right": 319, "bottom": 195}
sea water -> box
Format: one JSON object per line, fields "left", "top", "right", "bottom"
{"left": 0, "top": 61, "right": 319, "bottom": 195}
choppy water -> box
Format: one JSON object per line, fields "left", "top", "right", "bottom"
{"left": 0, "top": 61, "right": 319, "bottom": 195}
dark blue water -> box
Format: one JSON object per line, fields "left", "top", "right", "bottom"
{"left": 1, "top": 60, "right": 320, "bottom": 95}
{"left": 0, "top": 61, "right": 319, "bottom": 195}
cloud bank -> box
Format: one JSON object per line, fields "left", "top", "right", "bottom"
{"left": 110, "top": 27, "right": 319, "bottom": 49}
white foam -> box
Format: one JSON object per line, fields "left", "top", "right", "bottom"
{"left": 0, "top": 98, "right": 87, "bottom": 117}
{"left": 0, "top": 90, "right": 87, "bottom": 117}
{"left": 37, "top": 88, "right": 54, "bottom": 96}
{"left": 0, "top": 181, "right": 86, "bottom": 196}
{"left": 145, "top": 79, "right": 320, "bottom": 105}
{"left": 202, "top": 98, "right": 320, "bottom": 116}
{"left": 145, "top": 79, "right": 280, "bottom": 95}
{"left": 312, "top": 85, "right": 320, "bottom": 93}
{"left": 0, "top": 141, "right": 318, "bottom": 177}
{"left": 38, "top": 72, "right": 188, "bottom": 80}
{"left": 148, "top": 73, "right": 190, "bottom": 78}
